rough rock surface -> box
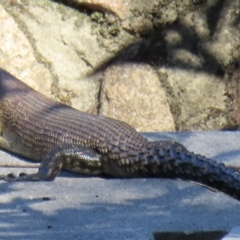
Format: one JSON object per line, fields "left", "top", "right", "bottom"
{"left": 71, "top": 0, "right": 130, "bottom": 20}
{"left": 0, "top": 0, "right": 239, "bottom": 131}
{"left": 100, "top": 63, "right": 175, "bottom": 131}
{"left": 0, "top": 5, "right": 52, "bottom": 96}
{"left": 159, "top": 67, "right": 226, "bottom": 130}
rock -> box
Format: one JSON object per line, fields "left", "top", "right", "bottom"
{"left": 0, "top": 0, "right": 239, "bottom": 131}
{"left": 157, "top": 2, "right": 240, "bottom": 131}
{"left": 0, "top": 4, "right": 52, "bottom": 96}
{"left": 2, "top": 0, "right": 108, "bottom": 113}
{"left": 227, "top": 48, "right": 240, "bottom": 128}
{"left": 160, "top": 67, "right": 226, "bottom": 131}
{"left": 71, "top": 0, "right": 130, "bottom": 20}
{"left": 100, "top": 63, "right": 175, "bottom": 132}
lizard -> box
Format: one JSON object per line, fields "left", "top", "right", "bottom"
{"left": 0, "top": 68, "right": 240, "bottom": 201}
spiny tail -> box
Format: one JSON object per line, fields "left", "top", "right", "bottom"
{"left": 137, "top": 141, "right": 240, "bottom": 200}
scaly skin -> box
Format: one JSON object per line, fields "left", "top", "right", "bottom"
{"left": 0, "top": 68, "right": 240, "bottom": 200}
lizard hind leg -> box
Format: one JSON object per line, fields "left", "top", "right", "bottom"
{"left": 0, "top": 145, "right": 102, "bottom": 182}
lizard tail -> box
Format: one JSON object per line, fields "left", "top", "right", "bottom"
{"left": 135, "top": 141, "right": 240, "bottom": 200}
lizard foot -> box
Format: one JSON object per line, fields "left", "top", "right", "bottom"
{"left": 0, "top": 173, "right": 19, "bottom": 182}
{"left": 0, "top": 172, "right": 39, "bottom": 182}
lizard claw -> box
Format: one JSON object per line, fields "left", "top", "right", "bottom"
{"left": 19, "top": 172, "right": 28, "bottom": 177}
{"left": 0, "top": 173, "right": 18, "bottom": 182}
{"left": 0, "top": 172, "right": 39, "bottom": 182}
{"left": 7, "top": 173, "right": 18, "bottom": 179}
{"left": 0, "top": 173, "right": 30, "bottom": 182}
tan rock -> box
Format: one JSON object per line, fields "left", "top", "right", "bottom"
{"left": 160, "top": 1, "right": 240, "bottom": 131}
{"left": 161, "top": 67, "right": 227, "bottom": 131}
{"left": 0, "top": 0, "right": 239, "bottom": 132}
{"left": 183, "top": 8, "right": 240, "bottom": 68}
{"left": 0, "top": 5, "right": 52, "bottom": 96}
{"left": 71, "top": 0, "right": 130, "bottom": 20}
{"left": 11, "top": 0, "right": 105, "bottom": 113}
{"left": 100, "top": 63, "right": 175, "bottom": 132}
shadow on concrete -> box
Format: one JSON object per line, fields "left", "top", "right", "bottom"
{"left": 0, "top": 163, "right": 239, "bottom": 239}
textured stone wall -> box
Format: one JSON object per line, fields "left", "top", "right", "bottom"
{"left": 0, "top": 0, "right": 239, "bottom": 131}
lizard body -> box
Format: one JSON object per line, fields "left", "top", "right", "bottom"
{"left": 0, "top": 68, "right": 240, "bottom": 200}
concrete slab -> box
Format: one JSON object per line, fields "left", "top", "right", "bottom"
{"left": 222, "top": 226, "right": 240, "bottom": 240}
{"left": 0, "top": 131, "right": 240, "bottom": 240}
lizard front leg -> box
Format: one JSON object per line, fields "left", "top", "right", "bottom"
{"left": 0, "top": 145, "right": 102, "bottom": 181}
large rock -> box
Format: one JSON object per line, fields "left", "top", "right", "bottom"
{"left": 159, "top": 67, "right": 226, "bottom": 130}
{"left": 156, "top": 2, "right": 240, "bottom": 130}
{"left": 6, "top": 0, "right": 103, "bottom": 113}
{"left": 0, "top": 5, "right": 52, "bottom": 96}
{"left": 100, "top": 63, "right": 175, "bottom": 131}
{"left": 0, "top": 0, "right": 239, "bottom": 131}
